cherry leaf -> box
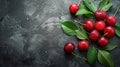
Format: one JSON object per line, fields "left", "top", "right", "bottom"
{"left": 76, "top": 4, "right": 93, "bottom": 18}
{"left": 83, "top": 0, "right": 97, "bottom": 12}
{"left": 87, "top": 46, "right": 97, "bottom": 64}
{"left": 61, "top": 21, "right": 78, "bottom": 36}
{"left": 75, "top": 29, "right": 88, "bottom": 40}
{"left": 76, "top": 9, "right": 93, "bottom": 16}
{"left": 98, "top": 50, "right": 114, "bottom": 67}
{"left": 103, "top": 43, "right": 118, "bottom": 51}
{"left": 101, "top": 1, "right": 112, "bottom": 11}
{"left": 114, "top": 25, "right": 120, "bottom": 37}
{"left": 99, "top": 0, "right": 109, "bottom": 9}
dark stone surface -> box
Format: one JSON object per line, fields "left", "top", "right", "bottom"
{"left": 0, "top": 0, "right": 120, "bottom": 67}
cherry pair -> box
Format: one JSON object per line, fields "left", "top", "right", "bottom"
{"left": 64, "top": 41, "right": 89, "bottom": 54}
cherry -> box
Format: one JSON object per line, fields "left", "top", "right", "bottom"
{"left": 95, "top": 21, "right": 106, "bottom": 31}
{"left": 78, "top": 40, "right": 89, "bottom": 51}
{"left": 89, "top": 30, "right": 100, "bottom": 41}
{"left": 64, "top": 42, "right": 75, "bottom": 54}
{"left": 69, "top": 4, "right": 79, "bottom": 14}
{"left": 106, "top": 16, "right": 116, "bottom": 26}
{"left": 98, "top": 37, "right": 108, "bottom": 47}
{"left": 84, "top": 19, "right": 94, "bottom": 31}
{"left": 104, "top": 26, "right": 115, "bottom": 38}
{"left": 94, "top": 10, "right": 107, "bottom": 20}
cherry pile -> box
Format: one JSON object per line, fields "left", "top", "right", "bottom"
{"left": 64, "top": 4, "right": 116, "bottom": 54}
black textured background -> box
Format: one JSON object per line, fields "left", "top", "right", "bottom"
{"left": 0, "top": 0, "right": 120, "bottom": 67}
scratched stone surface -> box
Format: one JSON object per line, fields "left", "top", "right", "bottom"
{"left": 0, "top": 0, "right": 120, "bottom": 67}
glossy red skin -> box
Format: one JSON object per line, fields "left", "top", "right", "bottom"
{"left": 95, "top": 21, "right": 106, "bottom": 31}
{"left": 64, "top": 42, "right": 75, "bottom": 54}
{"left": 84, "top": 19, "right": 94, "bottom": 31}
{"left": 69, "top": 4, "right": 79, "bottom": 14}
{"left": 104, "top": 26, "right": 115, "bottom": 38}
{"left": 106, "top": 16, "right": 116, "bottom": 26}
{"left": 98, "top": 37, "right": 108, "bottom": 47}
{"left": 78, "top": 40, "right": 89, "bottom": 51}
{"left": 94, "top": 10, "right": 107, "bottom": 21}
{"left": 89, "top": 30, "right": 100, "bottom": 41}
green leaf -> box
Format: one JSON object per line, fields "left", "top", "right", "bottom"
{"left": 101, "top": 2, "right": 112, "bottom": 11}
{"left": 114, "top": 25, "right": 120, "bottom": 37}
{"left": 84, "top": 14, "right": 94, "bottom": 18}
{"left": 78, "top": 4, "right": 93, "bottom": 18}
{"left": 98, "top": 50, "right": 114, "bottom": 67}
{"left": 75, "top": 29, "right": 88, "bottom": 40}
{"left": 83, "top": 0, "right": 97, "bottom": 12}
{"left": 80, "top": 4, "right": 87, "bottom": 9}
{"left": 87, "top": 46, "right": 97, "bottom": 64}
{"left": 61, "top": 21, "right": 78, "bottom": 36}
{"left": 103, "top": 43, "right": 118, "bottom": 51}
{"left": 99, "top": 0, "right": 109, "bottom": 9}
{"left": 76, "top": 9, "right": 93, "bottom": 16}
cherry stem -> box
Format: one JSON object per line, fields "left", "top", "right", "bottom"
{"left": 114, "top": 4, "right": 120, "bottom": 16}
{"left": 78, "top": 0, "right": 82, "bottom": 5}
{"left": 103, "top": 33, "right": 108, "bottom": 37}
{"left": 74, "top": 20, "right": 85, "bottom": 26}
{"left": 72, "top": 53, "right": 87, "bottom": 61}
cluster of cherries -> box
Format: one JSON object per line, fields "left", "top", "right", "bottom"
{"left": 64, "top": 4, "right": 116, "bottom": 54}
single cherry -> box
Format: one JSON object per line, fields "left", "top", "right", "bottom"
{"left": 104, "top": 26, "right": 115, "bottom": 38}
{"left": 69, "top": 4, "right": 79, "bottom": 14}
{"left": 84, "top": 19, "right": 94, "bottom": 31}
{"left": 64, "top": 42, "right": 75, "bottom": 54}
{"left": 78, "top": 40, "right": 89, "bottom": 51}
{"left": 95, "top": 21, "right": 106, "bottom": 31}
{"left": 89, "top": 30, "right": 100, "bottom": 41}
{"left": 98, "top": 37, "right": 108, "bottom": 47}
{"left": 94, "top": 10, "right": 107, "bottom": 20}
{"left": 106, "top": 16, "right": 116, "bottom": 26}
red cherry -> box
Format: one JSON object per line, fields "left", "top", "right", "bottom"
{"left": 84, "top": 19, "right": 94, "bottom": 31}
{"left": 95, "top": 21, "right": 106, "bottom": 31}
{"left": 69, "top": 4, "right": 79, "bottom": 14}
{"left": 64, "top": 42, "right": 75, "bottom": 54}
{"left": 104, "top": 26, "right": 115, "bottom": 38}
{"left": 78, "top": 40, "right": 89, "bottom": 51}
{"left": 89, "top": 30, "right": 100, "bottom": 41}
{"left": 94, "top": 10, "right": 107, "bottom": 20}
{"left": 106, "top": 16, "right": 116, "bottom": 26}
{"left": 98, "top": 37, "right": 108, "bottom": 47}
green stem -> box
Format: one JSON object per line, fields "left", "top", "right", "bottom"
{"left": 114, "top": 4, "right": 120, "bottom": 16}
{"left": 74, "top": 20, "right": 90, "bottom": 34}
{"left": 78, "top": 0, "right": 82, "bottom": 5}
{"left": 72, "top": 53, "right": 87, "bottom": 61}
{"left": 74, "top": 20, "right": 84, "bottom": 26}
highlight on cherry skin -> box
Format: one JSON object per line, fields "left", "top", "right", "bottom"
{"left": 98, "top": 37, "right": 108, "bottom": 47}
{"left": 78, "top": 40, "right": 89, "bottom": 51}
{"left": 64, "top": 42, "right": 75, "bottom": 54}
{"left": 89, "top": 30, "right": 101, "bottom": 41}
{"left": 95, "top": 21, "right": 106, "bottom": 31}
{"left": 83, "top": 19, "right": 94, "bottom": 32}
{"left": 94, "top": 10, "right": 107, "bottom": 21}
{"left": 69, "top": 3, "right": 79, "bottom": 14}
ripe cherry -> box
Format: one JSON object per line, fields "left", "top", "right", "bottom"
{"left": 98, "top": 37, "right": 108, "bottom": 47}
{"left": 78, "top": 40, "right": 89, "bottom": 51}
{"left": 94, "top": 10, "right": 107, "bottom": 20}
{"left": 64, "top": 42, "right": 75, "bottom": 54}
{"left": 69, "top": 4, "right": 79, "bottom": 14}
{"left": 95, "top": 21, "right": 106, "bottom": 31}
{"left": 84, "top": 19, "right": 94, "bottom": 31}
{"left": 106, "top": 16, "right": 116, "bottom": 26}
{"left": 104, "top": 26, "right": 115, "bottom": 38}
{"left": 89, "top": 30, "right": 100, "bottom": 41}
